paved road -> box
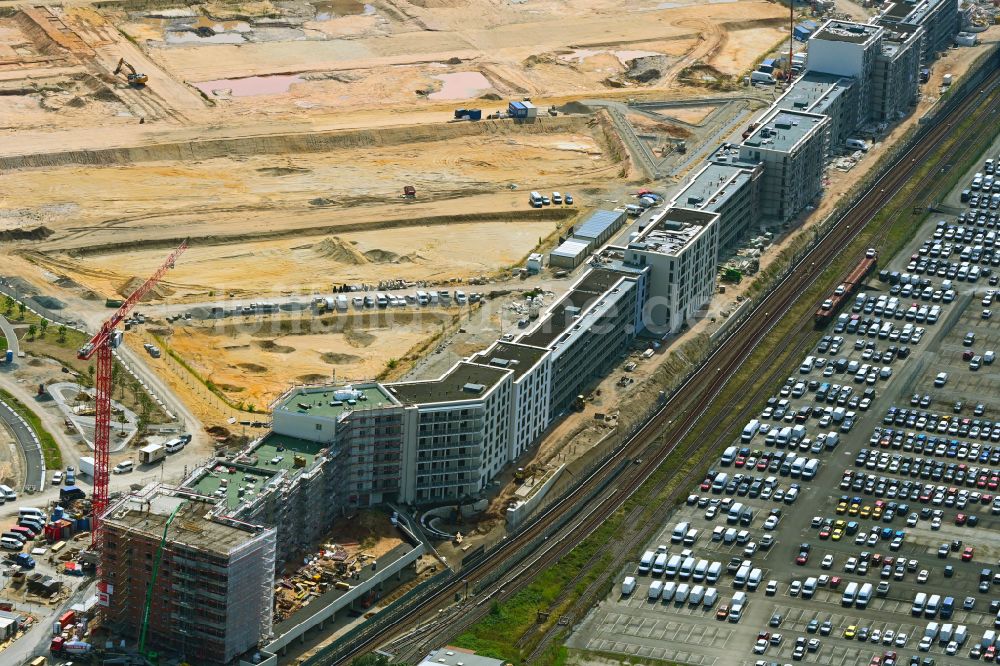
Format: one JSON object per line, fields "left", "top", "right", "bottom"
{"left": 0, "top": 399, "right": 43, "bottom": 490}
{"left": 0, "top": 314, "right": 19, "bottom": 361}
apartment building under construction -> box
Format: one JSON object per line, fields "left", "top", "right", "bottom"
{"left": 100, "top": 491, "right": 276, "bottom": 665}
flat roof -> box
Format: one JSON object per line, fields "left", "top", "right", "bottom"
{"left": 386, "top": 362, "right": 510, "bottom": 405}
{"left": 780, "top": 72, "right": 852, "bottom": 115}
{"left": 574, "top": 209, "right": 625, "bottom": 240}
{"left": 880, "top": 0, "right": 945, "bottom": 23}
{"left": 469, "top": 341, "right": 548, "bottom": 380}
{"left": 551, "top": 238, "right": 590, "bottom": 258}
{"left": 630, "top": 208, "right": 716, "bottom": 256}
{"left": 519, "top": 267, "right": 632, "bottom": 348}
{"left": 419, "top": 648, "right": 505, "bottom": 666}
{"left": 742, "top": 109, "right": 826, "bottom": 153}
{"left": 674, "top": 162, "right": 755, "bottom": 212}
{"left": 190, "top": 463, "right": 276, "bottom": 510}
{"left": 242, "top": 432, "right": 326, "bottom": 473}
{"left": 275, "top": 384, "right": 397, "bottom": 420}
{"left": 813, "top": 19, "right": 882, "bottom": 43}
{"left": 104, "top": 494, "right": 261, "bottom": 554}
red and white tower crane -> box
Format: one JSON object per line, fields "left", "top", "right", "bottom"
{"left": 78, "top": 241, "right": 187, "bottom": 547}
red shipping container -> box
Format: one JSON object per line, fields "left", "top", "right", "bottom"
{"left": 58, "top": 610, "right": 75, "bottom": 628}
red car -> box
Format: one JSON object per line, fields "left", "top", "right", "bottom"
{"left": 796, "top": 552, "right": 809, "bottom": 566}
{"left": 963, "top": 546, "right": 976, "bottom": 561}
{"left": 870, "top": 656, "right": 882, "bottom": 666}
{"left": 956, "top": 513, "right": 967, "bottom": 525}
{"left": 819, "top": 528, "right": 831, "bottom": 540}
{"left": 700, "top": 479, "right": 712, "bottom": 491}
{"left": 984, "top": 645, "right": 996, "bottom": 660}
{"left": 830, "top": 576, "right": 842, "bottom": 589}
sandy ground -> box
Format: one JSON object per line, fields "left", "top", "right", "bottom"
{"left": 163, "top": 312, "right": 453, "bottom": 407}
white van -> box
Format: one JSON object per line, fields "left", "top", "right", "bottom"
{"left": 679, "top": 557, "right": 696, "bottom": 579}
{"left": 164, "top": 437, "right": 186, "bottom": 453}
{"left": 727, "top": 503, "right": 745, "bottom": 523}
{"left": 721, "top": 446, "right": 738, "bottom": 465}
{"left": 671, "top": 521, "right": 690, "bottom": 543}
{"left": 638, "top": 550, "right": 655, "bottom": 574}
{"left": 926, "top": 594, "right": 941, "bottom": 618}
{"left": 18, "top": 508, "right": 44, "bottom": 520}
{"left": 693, "top": 559, "right": 709, "bottom": 582}
{"left": 652, "top": 552, "right": 668, "bottom": 576}
{"left": 803, "top": 458, "right": 820, "bottom": 480}
{"left": 734, "top": 564, "right": 751, "bottom": 587}
{"left": 857, "top": 583, "right": 873, "bottom": 608}
{"left": 747, "top": 568, "right": 763, "bottom": 591}
{"left": 689, "top": 585, "right": 705, "bottom": 605}
{"left": 0, "top": 537, "right": 21, "bottom": 551}
{"left": 912, "top": 592, "right": 928, "bottom": 615}
{"left": 842, "top": 581, "right": 859, "bottom": 606}
{"left": 712, "top": 473, "right": 729, "bottom": 493}
{"left": 703, "top": 587, "right": 719, "bottom": 608}
{"left": 622, "top": 576, "right": 636, "bottom": 595}
{"left": 750, "top": 71, "right": 776, "bottom": 85}
{"left": 846, "top": 138, "right": 869, "bottom": 152}
{"left": 113, "top": 461, "right": 134, "bottom": 474}
{"left": 803, "top": 577, "right": 818, "bottom": 599}
{"left": 648, "top": 580, "right": 663, "bottom": 601}
{"left": 662, "top": 581, "right": 677, "bottom": 602}
{"left": 742, "top": 420, "right": 761, "bottom": 442}
{"left": 665, "top": 554, "right": 682, "bottom": 577}
{"left": 729, "top": 591, "right": 748, "bottom": 621}
{"left": 675, "top": 583, "right": 691, "bottom": 603}
{"left": 707, "top": 561, "right": 722, "bottom": 583}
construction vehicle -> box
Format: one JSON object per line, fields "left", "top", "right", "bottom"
{"left": 403, "top": 185, "right": 416, "bottom": 198}
{"left": 114, "top": 58, "right": 148, "bottom": 86}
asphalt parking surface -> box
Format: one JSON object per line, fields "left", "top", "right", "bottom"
{"left": 568, "top": 127, "right": 1000, "bottom": 666}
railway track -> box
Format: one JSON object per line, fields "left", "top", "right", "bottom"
{"left": 320, "top": 64, "right": 1000, "bottom": 666}
{"left": 515, "top": 69, "right": 1000, "bottom": 664}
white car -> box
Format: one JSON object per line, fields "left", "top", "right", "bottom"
{"left": 763, "top": 516, "right": 779, "bottom": 530}
{"left": 789, "top": 580, "right": 802, "bottom": 596}
{"left": 51, "top": 471, "right": 63, "bottom": 485}
{"left": 895, "top": 632, "right": 907, "bottom": 647}
{"left": 919, "top": 636, "right": 933, "bottom": 651}
{"left": 753, "top": 639, "right": 768, "bottom": 654}
{"left": 821, "top": 554, "right": 834, "bottom": 569}
{"left": 917, "top": 569, "right": 929, "bottom": 583}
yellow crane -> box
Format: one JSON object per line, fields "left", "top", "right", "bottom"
{"left": 114, "top": 57, "right": 149, "bottom": 86}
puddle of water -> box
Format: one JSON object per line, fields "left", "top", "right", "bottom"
{"left": 560, "top": 49, "right": 661, "bottom": 66}
{"left": 428, "top": 71, "right": 492, "bottom": 101}
{"left": 194, "top": 74, "right": 304, "bottom": 97}
{"left": 188, "top": 16, "right": 252, "bottom": 32}
{"left": 166, "top": 31, "right": 246, "bottom": 44}
{"left": 313, "top": 0, "right": 376, "bottom": 20}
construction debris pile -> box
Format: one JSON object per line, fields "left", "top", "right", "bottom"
{"left": 273, "top": 543, "right": 378, "bottom": 622}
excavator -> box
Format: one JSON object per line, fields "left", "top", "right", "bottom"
{"left": 114, "top": 57, "right": 149, "bottom": 86}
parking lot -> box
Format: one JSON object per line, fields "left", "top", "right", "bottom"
{"left": 567, "top": 139, "right": 1000, "bottom": 665}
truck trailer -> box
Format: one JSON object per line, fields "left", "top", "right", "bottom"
{"left": 138, "top": 444, "right": 165, "bottom": 465}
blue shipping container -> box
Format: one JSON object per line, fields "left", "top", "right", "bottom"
{"left": 793, "top": 26, "right": 811, "bottom": 41}
{"left": 509, "top": 101, "right": 528, "bottom": 118}
{"left": 467, "top": 109, "right": 482, "bottom": 121}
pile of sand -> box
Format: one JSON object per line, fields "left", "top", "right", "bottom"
{"left": 313, "top": 236, "right": 368, "bottom": 264}
{"left": 363, "top": 249, "right": 425, "bottom": 264}
{"left": 344, "top": 329, "right": 376, "bottom": 347}
{"left": 321, "top": 351, "right": 362, "bottom": 364}
{"left": 118, "top": 276, "right": 174, "bottom": 300}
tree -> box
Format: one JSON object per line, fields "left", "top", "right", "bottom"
{"left": 2, "top": 296, "right": 12, "bottom": 316}
{"left": 27, "top": 324, "right": 36, "bottom": 340}
{"left": 86, "top": 365, "right": 95, "bottom": 388}
{"left": 38, "top": 318, "right": 48, "bottom": 338}
{"left": 111, "top": 363, "right": 123, "bottom": 400}
{"left": 57, "top": 325, "right": 67, "bottom": 343}
{"left": 130, "top": 378, "right": 141, "bottom": 403}
{"left": 17, "top": 302, "right": 25, "bottom": 320}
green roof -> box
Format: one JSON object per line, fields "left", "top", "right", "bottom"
{"left": 191, "top": 464, "right": 275, "bottom": 510}
{"left": 275, "top": 384, "right": 398, "bottom": 419}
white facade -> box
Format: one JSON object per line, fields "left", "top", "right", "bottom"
{"left": 624, "top": 207, "right": 720, "bottom": 334}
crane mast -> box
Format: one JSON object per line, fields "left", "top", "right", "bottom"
{"left": 78, "top": 240, "right": 187, "bottom": 549}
